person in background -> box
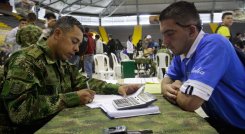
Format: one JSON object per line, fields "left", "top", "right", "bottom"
{"left": 40, "top": 12, "right": 57, "bottom": 40}
{"left": 14, "top": 0, "right": 35, "bottom": 17}
{"left": 144, "top": 35, "right": 155, "bottom": 59}
{"left": 114, "top": 39, "right": 124, "bottom": 62}
{"left": 126, "top": 35, "right": 134, "bottom": 59}
{"left": 107, "top": 34, "right": 116, "bottom": 68}
{"left": 136, "top": 40, "right": 143, "bottom": 57}
{"left": 95, "top": 34, "right": 104, "bottom": 54}
{"left": 215, "top": 12, "right": 233, "bottom": 41}
{"left": 0, "top": 16, "right": 140, "bottom": 133}
{"left": 160, "top": 1, "right": 245, "bottom": 134}
{"left": 82, "top": 27, "right": 96, "bottom": 78}
{"left": 4, "top": 18, "right": 27, "bottom": 53}
{"left": 15, "top": 12, "right": 41, "bottom": 48}
{"left": 16, "top": 16, "right": 42, "bottom": 48}
{"left": 235, "top": 40, "right": 245, "bottom": 52}
{"left": 26, "top": 12, "right": 37, "bottom": 25}
{"left": 232, "top": 32, "right": 242, "bottom": 45}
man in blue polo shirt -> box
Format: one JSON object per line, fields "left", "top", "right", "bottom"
{"left": 160, "top": 1, "right": 245, "bottom": 134}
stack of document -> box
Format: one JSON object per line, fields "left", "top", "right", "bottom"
{"left": 86, "top": 88, "right": 160, "bottom": 119}
{"left": 100, "top": 103, "right": 160, "bottom": 119}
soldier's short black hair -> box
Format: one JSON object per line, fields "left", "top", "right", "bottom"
{"left": 85, "top": 27, "right": 89, "bottom": 33}
{"left": 159, "top": 1, "right": 202, "bottom": 32}
{"left": 222, "top": 12, "right": 233, "bottom": 19}
{"left": 95, "top": 34, "right": 100, "bottom": 39}
{"left": 50, "top": 16, "right": 84, "bottom": 35}
{"left": 128, "top": 35, "right": 132, "bottom": 40}
{"left": 44, "top": 12, "right": 56, "bottom": 20}
{"left": 19, "top": 18, "right": 27, "bottom": 22}
{"left": 108, "top": 34, "right": 112, "bottom": 38}
{"left": 27, "top": 12, "right": 37, "bottom": 22}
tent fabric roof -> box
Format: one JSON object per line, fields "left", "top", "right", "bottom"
{"left": 37, "top": 0, "right": 245, "bottom": 17}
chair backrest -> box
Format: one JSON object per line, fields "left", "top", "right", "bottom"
{"left": 120, "top": 51, "right": 130, "bottom": 61}
{"left": 93, "top": 54, "right": 110, "bottom": 73}
{"left": 111, "top": 53, "right": 119, "bottom": 68}
{"left": 156, "top": 53, "right": 171, "bottom": 68}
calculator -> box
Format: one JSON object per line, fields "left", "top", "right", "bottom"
{"left": 112, "top": 91, "right": 157, "bottom": 110}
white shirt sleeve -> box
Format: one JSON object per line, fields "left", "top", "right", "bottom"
{"left": 5, "top": 27, "right": 19, "bottom": 45}
{"left": 180, "top": 80, "right": 213, "bottom": 101}
{"left": 126, "top": 40, "right": 134, "bottom": 53}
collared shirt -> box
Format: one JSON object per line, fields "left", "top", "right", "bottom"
{"left": 1, "top": 40, "right": 119, "bottom": 125}
{"left": 165, "top": 30, "right": 245, "bottom": 129}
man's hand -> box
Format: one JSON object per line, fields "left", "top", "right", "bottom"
{"left": 162, "top": 80, "right": 182, "bottom": 104}
{"left": 118, "top": 84, "right": 141, "bottom": 96}
{"left": 76, "top": 89, "right": 95, "bottom": 105}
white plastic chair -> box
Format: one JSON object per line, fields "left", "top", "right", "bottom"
{"left": 94, "top": 54, "right": 115, "bottom": 80}
{"left": 120, "top": 51, "right": 130, "bottom": 61}
{"left": 111, "top": 53, "right": 121, "bottom": 78}
{"left": 156, "top": 53, "right": 171, "bottom": 79}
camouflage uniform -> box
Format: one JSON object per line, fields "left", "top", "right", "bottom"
{"left": 157, "top": 48, "right": 172, "bottom": 57}
{"left": 0, "top": 40, "right": 120, "bottom": 133}
{"left": 16, "top": 24, "right": 42, "bottom": 48}
{"left": 135, "top": 57, "right": 156, "bottom": 77}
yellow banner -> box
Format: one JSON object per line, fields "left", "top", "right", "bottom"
{"left": 132, "top": 25, "right": 142, "bottom": 46}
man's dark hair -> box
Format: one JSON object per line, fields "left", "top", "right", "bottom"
{"left": 50, "top": 16, "right": 84, "bottom": 35}
{"left": 19, "top": 18, "right": 27, "bottom": 22}
{"left": 27, "top": 12, "right": 37, "bottom": 23}
{"left": 222, "top": 12, "right": 233, "bottom": 19}
{"left": 85, "top": 27, "right": 89, "bottom": 33}
{"left": 128, "top": 35, "right": 132, "bottom": 40}
{"left": 108, "top": 34, "right": 112, "bottom": 38}
{"left": 95, "top": 34, "right": 100, "bottom": 39}
{"left": 44, "top": 12, "right": 56, "bottom": 20}
{"left": 159, "top": 1, "right": 202, "bottom": 32}
{"left": 236, "top": 32, "right": 242, "bottom": 36}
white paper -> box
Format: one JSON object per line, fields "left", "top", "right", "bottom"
{"left": 123, "top": 77, "right": 159, "bottom": 84}
{"left": 86, "top": 95, "right": 122, "bottom": 108}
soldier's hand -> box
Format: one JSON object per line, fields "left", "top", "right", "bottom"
{"left": 76, "top": 89, "right": 95, "bottom": 105}
{"left": 118, "top": 84, "right": 141, "bottom": 97}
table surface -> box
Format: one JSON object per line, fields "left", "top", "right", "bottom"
{"left": 36, "top": 95, "right": 217, "bottom": 134}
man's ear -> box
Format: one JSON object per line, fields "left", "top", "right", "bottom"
{"left": 189, "top": 25, "right": 196, "bottom": 37}
{"left": 53, "top": 28, "right": 62, "bottom": 40}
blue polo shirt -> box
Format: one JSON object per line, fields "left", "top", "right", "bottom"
{"left": 166, "top": 31, "right": 245, "bottom": 129}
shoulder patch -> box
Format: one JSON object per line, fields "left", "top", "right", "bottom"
{"left": 27, "top": 46, "right": 43, "bottom": 59}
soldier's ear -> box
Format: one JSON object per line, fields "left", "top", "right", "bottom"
{"left": 53, "top": 28, "right": 63, "bottom": 40}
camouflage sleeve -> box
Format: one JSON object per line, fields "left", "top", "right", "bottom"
{"left": 69, "top": 65, "right": 120, "bottom": 94}
{"left": 1, "top": 55, "right": 80, "bottom": 125}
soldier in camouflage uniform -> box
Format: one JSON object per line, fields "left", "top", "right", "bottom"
{"left": 16, "top": 24, "right": 42, "bottom": 48}
{"left": 0, "top": 16, "right": 139, "bottom": 133}
{"left": 134, "top": 57, "right": 156, "bottom": 77}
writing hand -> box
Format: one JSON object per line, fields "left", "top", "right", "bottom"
{"left": 76, "top": 89, "right": 96, "bottom": 104}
